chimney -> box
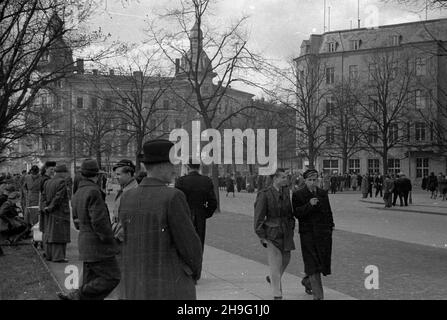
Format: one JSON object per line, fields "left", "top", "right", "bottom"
{"left": 109, "top": 69, "right": 114, "bottom": 76}
{"left": 76, "top": 58, "right": 84, "bottom": 74}
{"left": 175, "top": 59, "right": 180, "bottom": 74}
{"left": 92, "top": 69, "right": 98, "bottom": 75}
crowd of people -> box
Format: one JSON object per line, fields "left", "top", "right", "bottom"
{"left": 422, "top": 172, "right": 447, "bottom": 200}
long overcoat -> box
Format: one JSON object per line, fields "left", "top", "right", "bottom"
{"left": 292, "top": 187, "right": 335, "bottom": 276}
{"left": 71, "top": 178, "right": 118, "bottom": 262}
{"left": 42, "top": 173, "right": 71, "bottom": 244}
{"left": 175, "top": 171, "right": 217, "bottom": 249}
{"left": 118, "top": 177, "right": 203, "bottom": 300}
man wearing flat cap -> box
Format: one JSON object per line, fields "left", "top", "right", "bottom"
{"left": 118, "top": 139, "right": 202, "bottom": 300}
{"left": 292, "top": 168, "right": 335, "bottom": 300}
{"left": 41, "top": 164, "right": 71, "bottom": 262}
{"left": 175, "top": 158, "right": 217, "bottom": 281}
{"left": 111, "top": 159, "right": 138, "bottom": 299}
{"left": 58, "top": 159, "right": 120, "bottom": 300}
{"left": 39, "top": 161, "right": 56, "bottom": 251}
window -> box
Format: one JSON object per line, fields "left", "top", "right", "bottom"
{"left": 326, "top": 96, "right": 336, "bottom": 115}
{"left": 76, "top": 97, "right": 83, "bottom": 109}
{"left": 328, "top": 42, "right": 336, "bottom": 53}
{"left": 91, "top": 97, "right": 98, "bottom": 109}
{"left": 416, "top": 158, "right": 429, "bottom": 178}
{"left": 415, "top": 57, "right": 426, "bottom": 76}
{"left": 348, "top": 159, "right": 360, "bottom": 174}
{"left": 415, "top": 90, "right": 426, "bottom": 109}
{"left": 150, "top": 119, "right": 156, "bottom": 130}
{"left": 326, "top": 67, "right": 334, "bottom": 84}
{"left": 326, "top": 126, "right": 335, "bottom": 144}
{"left": 349, "top": 65, "right": 359, "bottom": 81}
{"left": 367, "top": 159, "right": 380, "bottom": 175}
{"left": 390, "top": 61, "right": 398, "bottom": 79}
{"left": 391, "top": 35, "right": 401, "bottom": 46}
{"left": 387, "top": 159, "right": 400, "bottom": 175}
{"left": 369, "top": 97, "right": 379, "bottom": 113}
{"left": 430, "top": 121, "right": 434, "bottom": 141}
{"left": 163, "top": 100, "right": 169, "bottom": 110}
{"left": 175, "top": 120, "right": 182, "bottom": 128}
{"left": 350, "top": 40, "right": 360, "bottom": 50}
{"left": 415, "top": 122, "right": 426, "bottom": 141}
{"left": 389, "top": 123, "right": 399, "bottom": 144}
{"left": 368, "top": 64, "right": 377, "bottom": 81}
{"left": 298, "top": 70, "right": 305, "bottom": 82}
{"left": 54, "top": 95, "right": 62, "bottom": 111}
{"left": 368, "top": 125, "right": 378, "bottom": 144}
{"left": 348, "top": 127, "right": 357, "bottom": 144}
{"left": 41, "top": 50, "right": 49, "bottom": 62}
{"left": 162, "top": 121, "right": 169, "bottom": 132}
{"left": 323, "top": 159, "right": 339, "bottom": 174}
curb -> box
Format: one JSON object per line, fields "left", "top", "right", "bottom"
{"left": 31, "top": 244, "right": 65, "bottom": 294}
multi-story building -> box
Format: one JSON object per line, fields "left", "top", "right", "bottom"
{"left": 295, "top": 18, "right": 447, "bottom": 183}
{"left": 8, "top": 18, "right": 255, "bottom": 176}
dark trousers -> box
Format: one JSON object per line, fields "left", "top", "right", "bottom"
{"left": 368, "top": 187, "right": 373, "bottom": 197}
{"left": 77, "top": 258, "right": 121, "bottom": 300}
{"left": 309, "top": 273, "right": 324, "bottom": 300}
{"left": 383, "top": 193, "right": 392, "bottom": 207}
{"left": 375, "top": 187, "right": 382, "bottom": 197}
{"left": 392, "top": 191, "right": 399, "bottom": 206}
{"left": 399, "top": 191, "right": 409, "bottom": 206}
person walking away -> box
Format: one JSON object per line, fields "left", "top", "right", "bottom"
{"left": 254, "top": 169, "right": 295, "bottom": 300}
{"left": 39, "top": 161, "right": 56, "bottom": 253}
{"left": 397, "top": 174, "right": 412, "bottom": 207}
{"left": 41, "top": 165, "right": 71, "bottom": 262}
{"left": 421, "top": 174, "right": 428, "bottom": 191}
{"left": 427, "top": 172, "right": 438, "bottom": 199}
{"left": 226, "top": 174, "right": 235, "bottom": 197}
{"left": 58, "top": 159, "right": 120, "bottom": 300}
{"left": 330, "top": 175, "right": 337, "bottom": 194}
{"left": 374, "top": 174, "right": 383, "bottom": 198}
{"left": 118, "top": 140, "right": 202, "bottom": 300}
{"left": 175, "top": 160, "right": 217, "bottom": 281}
{"left": 383, "top": 175, "right": 394, "bottom": 208}
{"left": 23, "top": 166, "right": 40, "bottom": 228}
{"left": 351, "top": 173, "right": 358, "bottom": 191}
{"left": 292, "top": 169, "right": 334, "bottom": 300}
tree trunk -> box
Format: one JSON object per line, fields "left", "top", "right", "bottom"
{"left": 382, "top": 147, "right": 388, "bottom": 175}
{"left": 211, "top": 163, "right": 221, "bottom": 213}
{"left": 342, "top": 148, "right": 348, "bottom": 174}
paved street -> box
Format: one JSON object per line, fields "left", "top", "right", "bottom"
{"left": 210, "top": 190, "right": 447, "bottom": 299}
{"left": 42, "top": 188, "right": 447, "bottom": 300}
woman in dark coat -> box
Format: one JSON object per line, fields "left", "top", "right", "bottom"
{"left": 427, "top": 172, "right": 438, "bottom": 199}
{"left": 226, "top": 174, "right": 235, "bottom": 197}
{"left": 292, "top": 169, "right": 335, "bottom": 300}
{"left": 23, "top": 165, "right": 40, "bottom": 226}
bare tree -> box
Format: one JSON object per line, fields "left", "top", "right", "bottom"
{"left": 146, "top": 0, "right": 261, "bottom": 209}
{"left": 353, "top": 50, "right": 416, "bottom": 174}
{"left": 382, "top": 0, "right": 447, "bottom": 10}
{"left": 326, "top": 80, "right": 360, "bottom": 174}
{"left": 0, "top": 0, "right": 113, "bottom": 162}
{"left": 263, "top": 57, "right": 329, "bottom": 170}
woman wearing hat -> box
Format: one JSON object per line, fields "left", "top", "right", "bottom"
{"left": 22, "top": 165, "right": 41, "bottom": 227}
{"left": 292, "top": 169, "right": 335, "bottom": 300}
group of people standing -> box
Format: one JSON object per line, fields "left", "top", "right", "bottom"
{"left": 422, "top": 172, "right": 447, "bottom": 200}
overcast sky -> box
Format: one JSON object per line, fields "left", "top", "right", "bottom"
{"left": 90, "top": 0, "right": 447, "bottom": 60}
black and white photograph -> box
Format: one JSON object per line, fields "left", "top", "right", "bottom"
{"left": 1, "top": 0, "right": 447, "bottom": 304}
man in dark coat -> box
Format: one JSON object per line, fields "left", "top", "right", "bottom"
{"left": 41, "top": 165, "right": 71, "bottom": 262}
{"left": 118, "top": 139, "right": 202, "bottom": 300}
{"left": 396, "top": 173, "right": 412, "bottom": 207}
{"left": 175, "top": 160, "right": 217, "bottom": 277}
{"left": 292, "top": 169, "right": 335, "bottom": 300}
{"left": 58, "top": 159, "right": 120, "bottom": 300}
{"left": 254, "top": 168, "right": 295, "bottom": 300}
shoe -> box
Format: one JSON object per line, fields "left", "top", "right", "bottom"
{"left": 57, "top": 292, "right": 79, "bottom": 300}
{"left": 301, "top": 278, "right": 313, "bottom": 295}
{"left": 273, "top": 296, "right": 283, "bottom": 300}
{"left": 53, "top": 259, "right": 69, "bottom": 263}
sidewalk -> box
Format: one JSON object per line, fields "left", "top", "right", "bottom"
{"left": 43, "top": 236, "right": 354, "bottom": 300}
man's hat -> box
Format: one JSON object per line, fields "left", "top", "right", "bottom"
{"left": 44, "top": 161, "right": 56, "bottom": 168}
{"left": 139, "top": 139, "right": 174, "bottom": 164}
{"left": 113, "top": 159, "right": 135, "bottom": 171}
{"left": 303, "top": 169, "right": 318, "bottom": 179}
{"left": 80, "top": 159, "right": 104, "bottom": 176}
{"left": 55, "top": 164, "right": 68, "bottom": 173}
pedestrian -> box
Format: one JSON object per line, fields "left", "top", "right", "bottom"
{"left": 367, "top": 174, "right": 374, "bottom": 198}
{"left": 421, "top": 174, "right": 428, "bottom": 191}
{"left": 118, "top": 139, "right": 202, "bottom": 300}
{"left": 19, "top": 170, "right": 27, "bottom": 216}
{"left": 41, "top": 164, "right": 71, "bottom": 262}
{"left": 292, "top": 169, "right": 334, "bottom": 300}
{"left": 58, "top": 159, "right": 120, "bottom": 300}
{"left": 0, "top": 186, "right": 31, "bottom": 244}
{"left": 330, "top": 175, "right": 337, "bottom": 194}
{"left": 374, "top": 174, "right": 383, "bottom": 198}
{"left": 351, "top": 173, "right": 358, "bottom": 191}
{"left": 110, "top": 159, "right": 138, "bottom": 299}
{"left": 396, "top": 173, "right": 412, "bottom": 206}
{"left": 361, "top": 174, "right": 369, "bottom": 198}
{"left": 22, "top": 165, "right": 40, "bottom": 227}
{"left": 226, "top": 174, "right": 235, "bottom": 197}
{"left": 383, "top": 175, "right": 394, "bottom": 208}
{"left": 427, "top": 172, "right": 438, "bottom": 199}
{"left": 438, "top": 174, "right": 447, "bottom": 201}
{"left": 39, "top": 161, "right": 56, "bottom": 251}
{"left": 254, "top": 168, "right": 295, "bottom": 300}
{"left": 175, "top": 159, "right": 217, "bottom": 281}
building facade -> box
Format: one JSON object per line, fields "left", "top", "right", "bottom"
{"left": 295, "top": 19, "right": 447, "bottom": 183}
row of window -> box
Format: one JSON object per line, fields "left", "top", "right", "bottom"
{"left": 325, "top": 122, "right": 435, "bottom": 144}
{"left": 325, "top": 57, "right": 428, "bottom": 84}
{"left": 322, "top": 157, "right": 429, "bottom": 177}
{"left": 327, "top": 35, "right": 402, "bottom": 53}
